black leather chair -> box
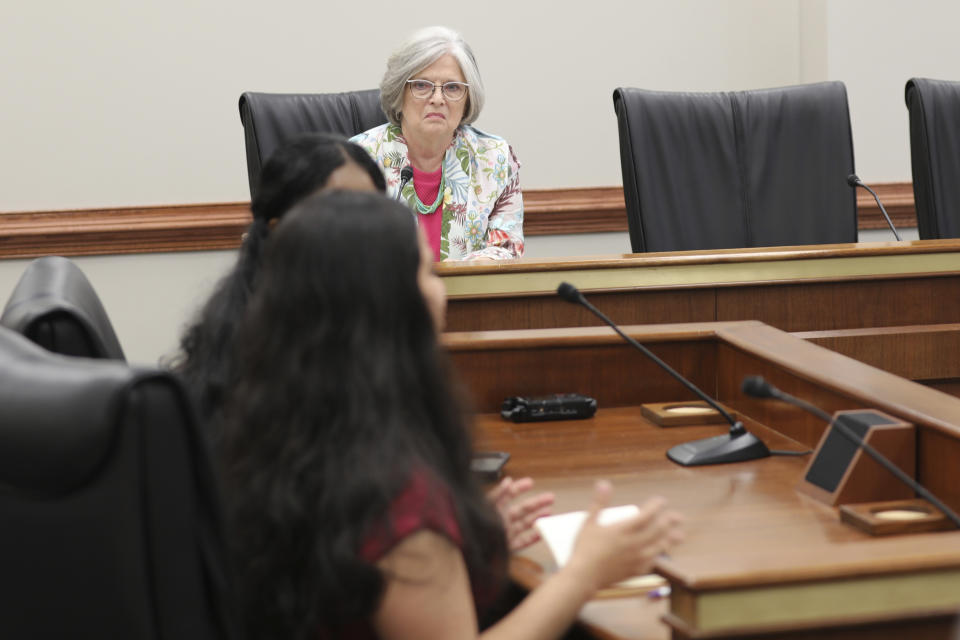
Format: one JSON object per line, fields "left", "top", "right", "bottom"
{"left": 238, "top": 89, "right": 386, "bottom": 198}
{"left": 905, "top": 77, "right": 960, "bottom": 239}
{"left": 0, "top": 255, "right": 126, "bottom": 360}
{"left": 0, "top": 326, "right": 238, "bottom": 640}
{"left": 613, "top": 82, "right": 858, "bottom": 253}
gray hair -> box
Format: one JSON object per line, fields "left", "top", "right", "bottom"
{"left": 379, "top": 26, "right": 485, "bottom": 127}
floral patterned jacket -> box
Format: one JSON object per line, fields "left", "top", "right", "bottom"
{"left": 350, "top": 123, "right": 524, "bottom": 261}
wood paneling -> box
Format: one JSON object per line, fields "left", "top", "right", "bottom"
{"left": 918, "top": 428, "right": 960, "bottom": 524}
{"left": 715, "top": 275, "right": 960, "bottom": 331}
{"left": 446, "top": 288, "right": 717, "bottom": 332}
{"left": 447, "top": 325, "right": 722, "bottom": 413}
{"left": 797, "top": 324, "right": 960, "bottom": 382}
{"left": 0, "top": 182, "right": 916, "bottom": 259}
{"left": 443, "top": 241, "right": 960, "bottom": 334}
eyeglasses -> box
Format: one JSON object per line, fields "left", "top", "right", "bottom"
{"left": 406, "top": 79, "right": 470, "bottom": 102}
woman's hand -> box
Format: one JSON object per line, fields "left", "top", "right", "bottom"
{"left": 487, "top": 476, "right": 555, "bottom": 552}
{"left": 563, "top": 480, "right": 684, "bottom": 594}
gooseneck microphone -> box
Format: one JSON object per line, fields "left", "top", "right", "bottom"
{"left": 557, "top": 282, "right": 770, "bottom": 466}
{"left": 396, "top": 166, "right": 414, "bottom": 201}
{"left": 847, "top": 174, "right": 902, "bottom": 241}
{"left": 741, "top": 375, "right": 832, "bottom": 422}
{"left": 742, "top": 376, "right": 960, "bottom": 527}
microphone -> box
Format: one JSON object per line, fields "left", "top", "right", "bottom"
{"left": 741, "top": 375, "right": 830, "bottom": 422}
{"left": 396, "top": 166, "right": 414, "bottom": 201}
{"left": 741, "top": 376, "right": 960, "bottom": 527}
{"left": 557, "top": 282, "right": 770, "bottom": 466}
{"left": 847, "top": 174, "right": 902, "bottom": 241}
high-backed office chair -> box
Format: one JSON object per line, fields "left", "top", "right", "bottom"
{"left": 613, "top": 82, "right": 858, "bottom": 253}
{"left": 905, "top": 77, "right": 960, "bottom": 239}
{"left": 0, "top": 326, "right": 238, "bottom": 640}
{"left": 238, "top": 89, "right": 385, "bottom": 199}
{"left": 0, "top": 255, "right": 126, "bottom": 360}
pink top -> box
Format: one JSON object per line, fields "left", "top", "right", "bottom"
{"left": 412, "top": 166, "right": 443, "bottom": 262}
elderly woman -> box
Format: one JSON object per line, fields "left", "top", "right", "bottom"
{"left": 351, "top": 26, "right": 524, "bottom": 261}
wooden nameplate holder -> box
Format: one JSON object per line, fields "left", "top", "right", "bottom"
{"left": 640, "top": 400, "right": 735, "bottom": 427}
{"left": 797, "top": 409, "right": 915, "bottom": 506}
{"left": 839, "top": 499, "right": 953, "bottom": 535}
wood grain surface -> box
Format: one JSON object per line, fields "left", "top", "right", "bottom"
{"left": 440, "top": 240, "right": 960, "bottom": 335}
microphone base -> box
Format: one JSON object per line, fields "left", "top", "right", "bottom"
{"left": 666, "top": 432, "right": 771, "bottom": 467}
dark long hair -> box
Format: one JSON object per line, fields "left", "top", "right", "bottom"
{"left": 220, "top": 191, "right": 506, "bottom": 640}
{"left": 172, "top": 134, "right": 386, "bottom": 430}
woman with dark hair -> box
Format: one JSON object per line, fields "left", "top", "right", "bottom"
{"left": 172, "top": 133, "right": 385, "bottom": 430}
{"left": 220, "top": 191, "right": 683, "bottom": 640}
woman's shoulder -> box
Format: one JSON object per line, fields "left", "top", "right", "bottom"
{"left": 351, "top": 122, "right": 402, "bottom": 146}
{"left": 457, "top": 125, "right": 517, "bottom": 162}
{"left": 360, "top": 469, "right": 462, "bottom": 562}
{"left": 458, "top": 124, "right": 510, "bottom": 147}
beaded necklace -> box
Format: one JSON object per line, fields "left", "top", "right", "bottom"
{"left": 412, "top": 162, "right": 445, "bottom": 215}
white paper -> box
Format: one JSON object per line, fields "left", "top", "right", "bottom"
{"left": 535, "top": 505, "right": 666, "bottom": 590}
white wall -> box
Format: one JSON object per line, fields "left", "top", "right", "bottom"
{"left": 822, "top": 1, "right": 960, "bottom": 182}
{"left": 0, "top": 0, "right": 801, "bottom": 211}
{"left": 5, "top": 1, "right": 957, "bottom": 208}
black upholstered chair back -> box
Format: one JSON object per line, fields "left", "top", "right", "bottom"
{"left": 905, "top": 77, "right": 960, "bottom": 239}
{"left": 613, "top": 82, "right": 858, "bottom": 253}
{"left": 0, "top": 327, "right": 238, "bottom": 640}
{"left": 0, "top": 256, "right": 126, "bottom": 360}
{"left": 238, "top": 89, "right": 386, "bottom": 198}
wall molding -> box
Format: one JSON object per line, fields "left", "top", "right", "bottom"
{"left": 0, "top": 182, "right": 917, "bottom": 259}
{"left": 0, "top": 203, "right": 252, "bottom": 259}
{"left": 855, "top": 182, "right": 915, "bottom": 230}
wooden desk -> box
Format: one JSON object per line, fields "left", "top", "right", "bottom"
{"left": 444, "top": 322, "right": 960, "bottom": 639}
{"left": 440, "top": 240, "right": 960, "bottom": 334}
{"left": 798, "top": 324, "right": 960, "bottom": 397}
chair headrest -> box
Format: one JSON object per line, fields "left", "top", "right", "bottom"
{"left": 0, "top": 256, "right": 126, "bottom": 360}
{"left": 237, "top": 90, "right": 385, "bottom": 199}
{"left": 905, "top": 76, "right": 960, "bottom": 106}
{"left": 0, "top": 327, "right": 145, "bottom": 495}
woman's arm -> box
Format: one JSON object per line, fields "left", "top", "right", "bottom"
{"left": 374, "top": 481, "right": 683, "bottom": 640}
{"left": 373, "top": 528, "right": 479, "bottom": 639}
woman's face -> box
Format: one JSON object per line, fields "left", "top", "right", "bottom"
{"left": 417, "top": 229, "right": 447, "bottom": 332}
{"left": 400, "top": 53, "right": 467, "bottom": 147}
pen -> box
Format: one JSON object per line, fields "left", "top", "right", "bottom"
{"left": 646, "top": 585, "right": 671, "bottom": 600}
